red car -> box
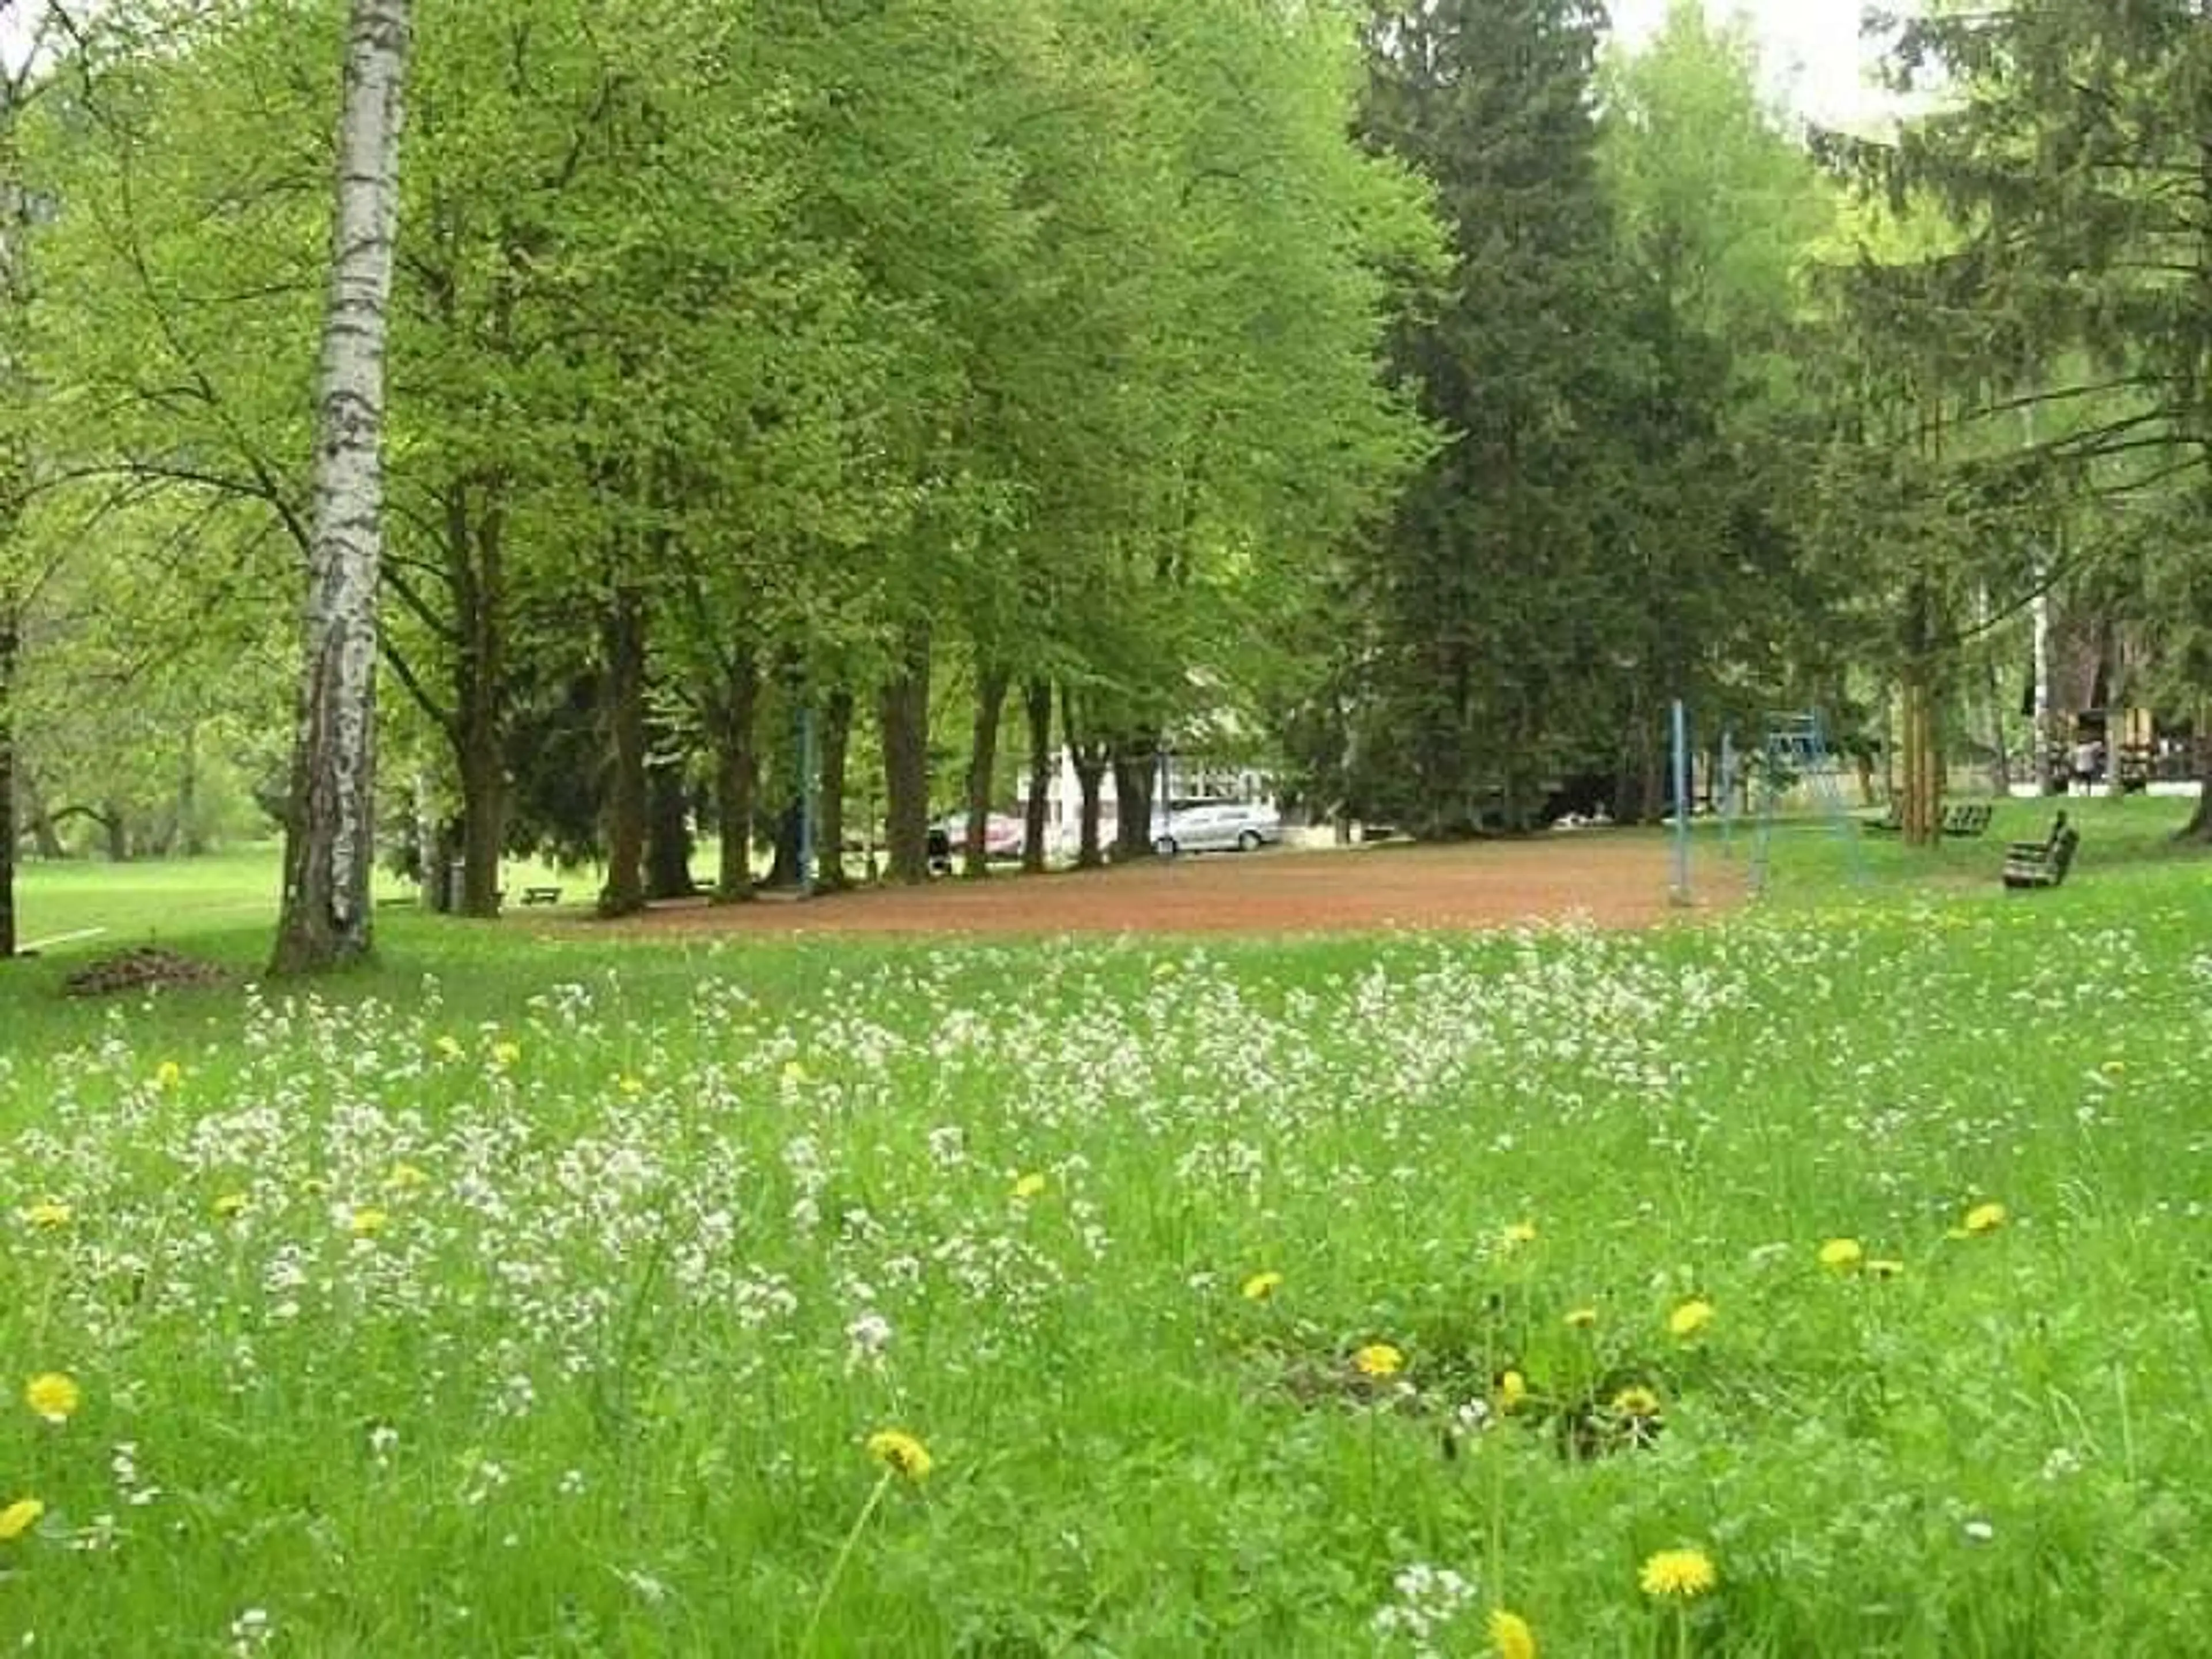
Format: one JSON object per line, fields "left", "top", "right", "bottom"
{"left": 929, "top": 813, "right": 1025, "bottom": 870}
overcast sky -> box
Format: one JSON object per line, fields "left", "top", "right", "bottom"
{"left": 1609, "top": 0, "right": 1908, "bottom": 132}
{"left": 0, "top": 4, "right": 1912, "bottom": 138}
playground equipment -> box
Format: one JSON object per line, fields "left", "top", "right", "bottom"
{"left": 1747, "top": 710, "right": 1865, "bottom": 897}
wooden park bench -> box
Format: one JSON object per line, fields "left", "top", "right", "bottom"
{"left": 519, "top": 885, "right": 563, "bottom": 907}
{"left": 1942, "top": 802, "right": 1994, "bottom": 838}
{"left": 2002, "top": 814, "right": 2078, "bottom": 891}
{"left": 1866, "top": 801, "right": 1993, "bottom": 838}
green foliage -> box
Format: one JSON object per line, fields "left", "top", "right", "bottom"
{"left": 1317, "top": 0, "right": 1844, "bottom": 832}
{"left": 1339, "top": 0, "right": 1625, "bottom": 834}
{"left": 1824, "top": 1, "right": 2212, "bottom": 810}
{"left": 17, "top": 0, "right": 1433, "bottom": 899}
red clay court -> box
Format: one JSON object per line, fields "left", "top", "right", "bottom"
{"left": 596, "top": 834, "right": 1742, "bottom": 939}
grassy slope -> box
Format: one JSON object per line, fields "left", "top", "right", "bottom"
{"left": 0, "top": 804, "right": 2205, "bottom": 1654}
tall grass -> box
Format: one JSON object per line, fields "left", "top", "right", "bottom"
{"left": 0, "top": 808, "right": 2205, "bottom": 1653}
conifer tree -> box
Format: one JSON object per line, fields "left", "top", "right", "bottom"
{"left": 1863, "top": 0, "right": 2212, "bottom": 838}
{"left": 1354, "top": 0, "right": 1626, "bottom": 834}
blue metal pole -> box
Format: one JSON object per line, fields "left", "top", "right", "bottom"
{"left": 1671, "top": 699, "right": 1691, "bottom": 904}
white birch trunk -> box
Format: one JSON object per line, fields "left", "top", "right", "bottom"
{"left": 2104, "top": 636, "right": 2131, "bottom": 802}
{"left": 271, "top": 0, "right": 412, "bottom": 974}
{"left": 2032, "top": 583, "right": 2051, "bottom": 790}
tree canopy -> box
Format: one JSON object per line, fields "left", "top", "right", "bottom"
{"left": 5, "top": 0, "right": 2209, "bottom": 967}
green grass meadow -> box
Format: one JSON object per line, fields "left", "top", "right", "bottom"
{"left": 1, "top": 801, "right": 2208, "bottom": 1654}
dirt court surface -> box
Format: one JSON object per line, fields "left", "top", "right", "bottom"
{"left": 603, "top": 835, "right": 1743, "bottom": 940}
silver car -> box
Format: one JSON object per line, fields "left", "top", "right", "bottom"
{"left": 1153, "top": 800, "right": 1282, "bottom": 855}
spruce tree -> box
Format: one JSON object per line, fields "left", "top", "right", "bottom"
{"left": 1355, "top": 0, "right": 1624, "bottom": 835}
{"left": 1863, "top": 1, "right": 2212, "bottom": 837}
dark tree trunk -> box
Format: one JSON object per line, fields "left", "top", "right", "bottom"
{"left": 1639, "top": 711, "right": 1666, "bottom": 824}
{"left": 767, "top": 795, "right": 803, "bottom": 888}
{"left": 1899, "top": 664, "right": 1944, "bottom": 847}
{"left": 452, "top": 490, "right": 507, "bottom": 919}
{"left": 456, "top": 730, "right": 505, "bottom": 918}
{"left": 1880, "top": 687, "right": 1897, "bottom": 805}
{"left": 1613, "top": 712, "right": 1662, "bottom": 827}
{"left": 1498, "top": 694, "right": 1543, "bottom": 835}
{"left": 0, "top": 599, "right": 15, "bottom": 959}
{"left": 1113, "top": 744, "right": 1157, "bottom": 861}
{"left": 22, "top": 775, "right": 61, "bottom": 861}
{"left": 599, "top": 582, "right": 649, "bottom": 916}
{"left": 817, "top": 687, "right": 854, "bottom": 891}
{"left": 1074, "top": 755, "right": 1107, "bottom": 867}
{"left": 710, "top": 650, "right": 758, "bottom": 903}
{"left": 645, "top": 757, "right": 696, "bottom": 899}
{"left": 963, "top": 664, "right": 1011, "bottom": 877}
{"left": 1021, "top": 676, "right": 1052, "bottom": 874}
{"left": 879, "top": 623, "right": 933, "bottom": 884}
{"left": 1065, "top": 686, "right": 1109, "bottom": 870}
{"left": 2180, "top": 733, "right": 2212, "bottom": 843}
{"left": 102, "top": 804, "right": 129, "bottom": 863}
{"left": 176, "top": 725, "right": 207, "bottom": 856}
{"left": 426, "top": 816, "right": 460, "bottom": 914}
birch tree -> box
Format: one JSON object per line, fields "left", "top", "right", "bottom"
{"left": 0, "top": 56, "right": 27, "bottom": 961}
{"left": 270, "top": 0, "right": 411, "bottom": 974}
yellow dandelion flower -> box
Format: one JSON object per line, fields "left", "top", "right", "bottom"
{"left": 1964, "top": 1202, "right": 2006, "bottom": 1234}
{"left": 1819, "top": 1238, "right": 1863, "bottom": 1272}
{"left": 490, "top": 1041, "right": 521, "bottom": 1069}
{"left": 618, "top": 1074, "right": 646, "bottom": 1097}
{"left": 0, "top": 1498, "right": 43, "bottom": 1541}
{"left": 350, "top": 1206, "right": 389, "bottom": 1238}
{"left": 1011, "top": 1173, "right": 1047, "bottom": 1200}
{"left": 781, "top": 1059, "right": 808, "bottom": 1086}
{"left": 23, "top": 1199, "right": 72, "bottom": 1230}
{"left": 213, "top": 1192, "right": 249, "bottom": 1221}
{"left": 2100, "top": 1058, "right": 2126, "bottom": 1078}
{"left": 866, "top": 1429, "right": 933, "bottom": 1483}
{"left": 1611, "top": 1385, "right": 1661, "bottom": 1418}
{"left": 1353, "top": 1343, "right": 1404, "bottom": 1378}
{"left": 1868, "top": 1258, "right": 1906, "bottom": 1279}
{"left": 1501, "top": 1221, "right": 1537, "bottom": 1249}
{"left": 1639, "top": 1547, "right": 1717, "bottom": 1600}
{"left": 1488, "top": 1607, "right": 1537, "bottom": 1659}
{"left": 1668, "top": 1298, "right": 1714, "bottom": 1338}
{"left": 1564, "top": 1306, "right": 1599, "bottom": 1329}
{"left": 433, "top": 1035, "right": 464, "bottom": 1062}
{"left": 1241, "top": 1271, "right": 1283, "bottom": 1302}
{"left": 24, "top": 1373, "right": 79, "bottom": 1425}
{"left": 1498, "top": 1370, "right": 1529, "bottom": 1411}
{"left": 154, "top": 1060, "right": 183, "bottom": 1090}
{"left": 383, "top": 1162, "right": 429, "bottom": 1193}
